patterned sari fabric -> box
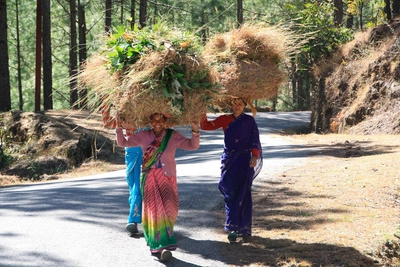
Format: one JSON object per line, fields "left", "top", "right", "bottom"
{"left": 219, "top": 113, "right": 262, "bottom": 236}
{"left": 140, "top": 129, "right": 178, "bottom": 252}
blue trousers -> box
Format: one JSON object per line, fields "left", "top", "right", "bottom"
{"left": 125, "top": 147, "right": 143, "bottom": 223}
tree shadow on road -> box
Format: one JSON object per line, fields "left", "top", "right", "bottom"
{"left": 175, "top": 234, "right": 375, "bottom": 266}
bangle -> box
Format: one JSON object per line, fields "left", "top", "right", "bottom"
{"left": 192, "top": 130, "right": 199, "bottom": 134}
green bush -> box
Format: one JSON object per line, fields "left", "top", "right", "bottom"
{"left": 0, "top": 145, "right": 13, "bottom": 170}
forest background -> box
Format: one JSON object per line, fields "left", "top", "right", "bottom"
{"left": 0, "top": 0, "right": 398, "bottom": 115}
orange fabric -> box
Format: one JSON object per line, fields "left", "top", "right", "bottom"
{"left": 101, "top": 106, "right": 117, "bottom": 129}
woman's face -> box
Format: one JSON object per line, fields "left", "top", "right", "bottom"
{"left": 150, "top": 113, "right": 166, "bottom": 135}
{"left": 231, "top": 99, "right": 246, "bottom": 116}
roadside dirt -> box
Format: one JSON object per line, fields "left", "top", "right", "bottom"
{"left": 1, "top": 110, "right": 399, "bottom": 266}
{"left": 215, "top": 133, "right": 400, "bottom": 266}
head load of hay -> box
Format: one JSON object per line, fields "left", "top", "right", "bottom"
{"left": 203, "top": 23, "right": 293, "bottom": 112}
{"left": 77, "top": 23, "right": 221, "bottom": 128}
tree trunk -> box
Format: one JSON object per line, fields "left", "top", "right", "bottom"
{"left": 201, "top": 1, "right": 207, "bottom": 44}
{"left": 298, "top": 74, "right": 310, "bottom": 111}
{"left": 78, "top": 0, "right": 87, "bottom": 109}
{"left": 0, "top": 0, "right": 11, "bottom": 112}
{"left": 393, "top": 0, "right": 400, "bottom": 16}
{"left": 346, "top": 14, "right": 354, "bottom": 29}
{"left": 139, "top": 0, "right": 147, "bottom": 28}
{"left": 334, "top": 0, "right": 343, "bottom": 26}
{"left": 35, "top": 0, "right": 43, "bottom": 112}
{"left": 291, "top": 76, "right": 298, "bottom": 110}
{"left": 237, "top": 0, "right": 243, "bottom": 27}
{"left": 15, "top": 0, "right": 23, "bottom": 110}
{"left": 271, "top": 95, "right": 277, "bottom": 112}
{"left": 105, "top": 0, "right": 112, "bottom": 32}
{"left": 70, "top": 0, "right": 78, "bottom": 109}
{"left": 130, "top": 0, "right": 135, "bottom": 29}
{"left": 311, "top": 77, "right": 326, "bottom": 133}
{"left": 305, "top": 73, "right": 311, "bottom": 110}
{"left": 153, "top": 1, "right": 157, "bottom": 25}
{"left": 359, "top": 1, "right": 364, "bottom": 30}
{"left": 297, "top": 75, "right": 304, "bottom": 111}
{"left": 43, "top": 0, "right": 53, "bottom": 110}
{"left": 120, "top": 0, "right": 124, "bottom": 25}
{"left": 384, "top": 0, "right": 392, "bottom": 22}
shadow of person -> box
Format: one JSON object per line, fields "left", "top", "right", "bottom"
{"left": 174, "top": 233, "right": 376, "bottom": 266}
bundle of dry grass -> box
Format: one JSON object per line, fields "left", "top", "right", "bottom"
{"left": 203, "top": 23, "right": 294, "bottom": 105}
{"left": 78, "top": 54, "right": 121, "bottom": 109}
{"left": 76, "top": 23, "right": 220, "bottom": 128}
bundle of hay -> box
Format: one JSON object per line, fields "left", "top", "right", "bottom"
{"left": 203, "top": 23, "right": 294, "bottom": 108}
{"left": 77, "top": 23, "right": 220, "bottom": 128}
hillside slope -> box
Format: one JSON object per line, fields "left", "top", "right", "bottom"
{"left": 0, "top": 110, "right": 125, "bottom": 184}
{"left": 311, "top": 19, "right": 400, "bottom": 134}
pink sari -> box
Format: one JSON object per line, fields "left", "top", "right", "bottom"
{"left": 140, "top": 129, "right": 178, "bottom": 252}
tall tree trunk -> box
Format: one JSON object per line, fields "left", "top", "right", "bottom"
{"left": 297, "top": 76, "right": 304, "bottom": 111}
{"left": 346, "top": 14, "right": 354, "bottom": 29}
{"left": 359, "top": 1, "right": 364, "bottom": 30}
{"left": 201, "top": 2, "right": 207, "bottom": 44}
{"left": 120, "top": 0, "right": 124, "bottom": 25}
{"left": 139, "top": 0, "right": 147, "bottom": 28}
{"left": 298, "top": 74, "right": 308, "bottom": 111}
{"left": 305, "top": 73, "right": 311, "bottom": 110}
{"left": 15, "top": 0, "right": 23, "bottom": 110}
{"left": 0, "top": 0, "right": 11, "bottom": 112}
{"left": 393, "top": 0, "right": 400, "bottom": 16}
{"left": 311, "top": 77, "right": 326, "bottom": 133}
{"left": 271, "top": 95, "right": 277, "bottom": 112}
{"left": 292, "top": 77, "right": 298, "bottom": 110}
{"left": 334, "top": 0, "right": 343, "bottom": 26}
{"left": 130, "top": 0, "right": 135, "bottom": 29}
{"left": 43, "top": 0, "right": 53, "bottom": 110}
{"left": 384, "top": 0, "right": 392, "bottom": 22}
{"left": 153, "top": 1, "right": 157, "bottom": 25}
{"left": 35, "top": 0, "right": 43, "bottom": 112}
{"left": 70, "top": 0, "right": 78, "bottom": 109}
{"left": 237, "top": 0, "right": 243, "bottom": 27}
{"left": 105, "top": 0, "right": 112, "bottom": 32}
{"left": 78, "top": 0, "right": 87, "bottom": 109}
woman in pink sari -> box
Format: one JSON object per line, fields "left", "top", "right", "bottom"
{"left": 116, "top": 113, "right": 200, "bottom": 262}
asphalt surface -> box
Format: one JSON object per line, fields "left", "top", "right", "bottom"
{"left": 0, "top": 111, "right": 311, "bottom": 267}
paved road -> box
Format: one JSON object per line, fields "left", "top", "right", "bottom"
{"left": 0, "top": 112, "right": 311, "bottom": 267}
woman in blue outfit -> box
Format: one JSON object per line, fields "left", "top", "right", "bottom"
{"left": 200, "top": 97, "right": 262, "bottom": 242}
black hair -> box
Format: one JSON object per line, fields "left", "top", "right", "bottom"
{"left": 149, "top": 113, "right": 167, "bottom": 121}
{"left": 231, "top": 97, "right": 247, "bottom": 106}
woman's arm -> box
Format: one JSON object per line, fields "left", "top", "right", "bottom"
{"left": 171, "top": 130, "right": 200, "bottom": 150}
{"left": 115, "top": 128, "right": 147, "bottom": 148}
{"left": 115, "top": 128, "right": 132, "bottom": 147}
{"left": 200, "top": 114, "right": 233, "bottom": 131}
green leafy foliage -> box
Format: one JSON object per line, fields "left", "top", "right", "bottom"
{"left": 284, "top": 0, "right": 354, "bottom": 67}
{"left": 97, "top": 21, "right": 216, "bottom": 118}
{"left": 105, "top": 26, "right": 156, "bottom": 73}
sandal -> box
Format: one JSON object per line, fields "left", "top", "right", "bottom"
{"left": 160, "top": 250, "right": 172, "bottom": 262}
{"left": 125, "top": 223, "right": 138, "bottom": 234}
{"left": 227, "top": 231, "right": 238, "bottom": 242}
